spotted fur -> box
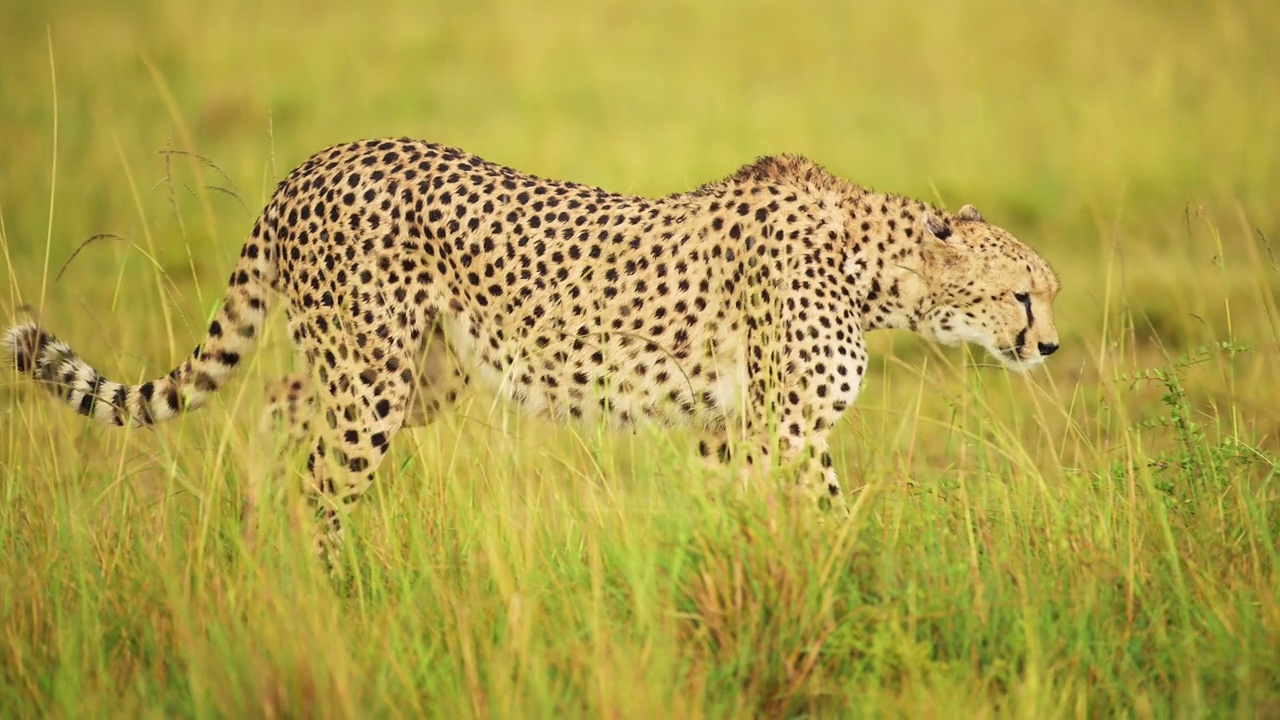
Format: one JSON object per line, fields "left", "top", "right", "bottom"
{"left": 2, "top": 138, "right": 1060, "bottom": 561}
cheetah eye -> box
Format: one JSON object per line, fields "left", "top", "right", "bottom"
{"left": 1013, "top": 292, "right": 1030, "bottom": 304}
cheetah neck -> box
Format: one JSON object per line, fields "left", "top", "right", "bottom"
{"left": 691, "top": 173, "right": 940, "bottom": 337}
{"left": 837, "top": 191, "right": 935, "bottom": 334}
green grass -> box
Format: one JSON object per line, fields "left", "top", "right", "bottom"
{"left": 2, "top": 0, "right": 1279, "bottom": 716}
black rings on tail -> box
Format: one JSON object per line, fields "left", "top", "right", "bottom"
{"left": 2, "top": 217, "right": 277, "bottom": 427}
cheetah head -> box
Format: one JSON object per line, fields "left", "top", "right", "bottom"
{"left": 916, "top": 204, "right": 1060, "bottom": 372}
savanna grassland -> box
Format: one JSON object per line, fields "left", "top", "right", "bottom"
{"left": 1, "top": 0, "right": 1278, "bottom": 717}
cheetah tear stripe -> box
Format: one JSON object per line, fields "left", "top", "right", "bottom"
{"left": 2, "top": 219, "right": 276, "bottom": 427}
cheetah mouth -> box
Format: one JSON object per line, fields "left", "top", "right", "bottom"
{"left": 994, "top": 346, "right": 1044, "bottom": 372}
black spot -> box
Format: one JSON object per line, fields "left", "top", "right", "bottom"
{"left": 78, "top": 377, "right": 103, "bottom": 415}
{"left": 112, "top": 385, "right": 128, "bottom": 423}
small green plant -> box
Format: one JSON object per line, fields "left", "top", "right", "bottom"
{"left": 1120, "top": 342, "right": 1277, "bottom": 509}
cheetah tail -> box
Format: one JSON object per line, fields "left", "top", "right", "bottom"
{"left": 1, "top": 222, "right": 276, "bottom": 427}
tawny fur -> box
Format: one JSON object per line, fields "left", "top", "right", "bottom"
{"left": 2, "top": 138, "right": 1061, "bottom": 559}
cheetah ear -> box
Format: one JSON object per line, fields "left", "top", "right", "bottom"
{"left": 957, "top": 204, "right": 984, "bottom": 222}
{"left": 922, "top": 211, "right": 952, "bottom": 241}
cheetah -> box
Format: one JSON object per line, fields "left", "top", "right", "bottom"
{"left": 3, "top": 138, "right": 1061, "bottom": 560}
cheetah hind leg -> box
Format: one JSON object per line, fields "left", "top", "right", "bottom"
{"left": 260, "top": 373, "right": 315, "bottom": 454}
{"left": 256, "top": 327, "right": 469, "bottom": 449}
{"left": 240, "top": 372, "right": 317, "bottom": 546}
{"left": 250, "top": 326, "right": 470, "bottom": 504}
{"left": 400, "top": 324, "right": 471, "bottom": 428}
{"left": 306, "top": 331, "right": 470, "bottom": 571}
{"left": 302, "top": 357, "right": 414, "bottom": 573}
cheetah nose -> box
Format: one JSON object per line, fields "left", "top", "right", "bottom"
{"left": 1038, "top": 341, "right": 1059, "bottom": 357}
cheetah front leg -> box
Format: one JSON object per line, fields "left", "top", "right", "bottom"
{"left": 772, "top": 329, "right": 869, "bottom": 515}
{"left": 694, "top": 424, "right": 771, "bottom": 493}
{"left": 724, "top": 284, "right": 866, "bottom": 515}
{"left": 691, "top": 369, "right": 843, "bottom": 510}
{"left": 694, "top": 419, "right": 845, "bottom": 512}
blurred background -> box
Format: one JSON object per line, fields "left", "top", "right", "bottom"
{"left": 2, "top": 3, "right": 1278, "bottom": 714}
{"left": 1, "top": 0, "right": 1277, "bottom": 455}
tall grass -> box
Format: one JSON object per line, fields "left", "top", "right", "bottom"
{"left": 1, "top": 0, "right": 1278, "bottom": 716}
